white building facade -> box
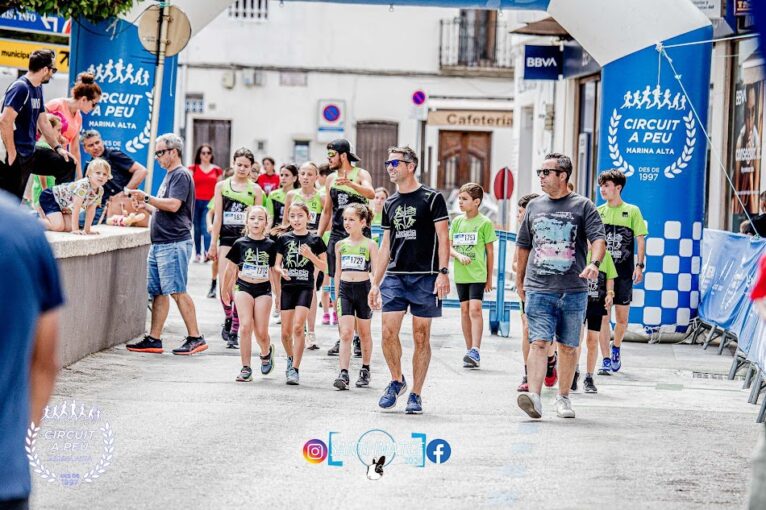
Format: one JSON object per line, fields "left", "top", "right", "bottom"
{"left": 176, "top": 1, "right": 517, "bottom": 201}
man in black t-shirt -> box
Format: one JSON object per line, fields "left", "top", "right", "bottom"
{"left": 369, "top": 146, "right": 450, "bottom": 415}
{"left": 0, "top": 49, "right": 75, "bottom": 201}
{"left": 81, "top": 129, "right": 147, "bottom": 226}
{"left": 126, "top": 133, "right": 206, "bottom": 356}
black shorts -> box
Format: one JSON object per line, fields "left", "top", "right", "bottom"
{"left": 39, "top": 188, "right": 62, "bottom": 216}
{"left": 220, "top": 236, "right": 239, "bottom": 248}
{"left": 584, "top": 300, "right": 607, "bottom": 332}
{"left": 281, "top": 286, "right": 314, "bottom": 310}
{"left": 337, "top": 280, "right": 372, "bottom": 319}
{"left": 456, "top": 282, "right": 484, "bottom": 302}
{"left": 316, "top": 271, "right": 324, "bottom": 291}
{"left": 235, "top": 279, "right": 271, "bottom": 299}
{"left": 614, "top": 273, "right": 633, "bottom": 305}
{"left": 326, "top": 234, "right": 344, "bottom": 278}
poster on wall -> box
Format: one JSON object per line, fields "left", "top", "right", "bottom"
{"left": 732, "top": 77, "right": 764, "bottom": 231}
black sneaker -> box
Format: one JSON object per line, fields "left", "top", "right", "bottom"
{"left": 327, "top": 340, "right": 340, "bottom": 356}
{"left": 334, "top": 371, "right": 350, "bottom": 391}
{"left": 353, "top": 336, "right": 362, "bottom": 358}
{"left": 221, "top": 318, "right": 232, "bottom": 342}
{"left": 355, "top": 368, "right": 370, "bottom": 387}
{"left": 571, "top": 369, "right": 580, "bottom": 392}
{"left": 126, "top": 335, "right": 163, "bottom": 354}
{"left": 207, "top": 281, "right": 217, "bottom": 299}
{"left": 172, "top": 336, "right": 208, "bottom": 356}
{"left": 584, "top": 375, "right": 598, "bottom": 393}
{"left": 227, "top": 334, "right": 239, "bottom": 349}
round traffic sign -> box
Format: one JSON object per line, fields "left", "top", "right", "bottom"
{"left": 493, "top": 167, "right": 514, "bottom": 201}
{"left": 322, "top": 104, "right": 341, "bottom": 123}
{"left": 412, "top": 90, "right": 426, "bottom": 106}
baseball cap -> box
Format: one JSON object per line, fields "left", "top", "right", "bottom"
{"left": 327, "top": 139, "right": 360, "bottom": 162}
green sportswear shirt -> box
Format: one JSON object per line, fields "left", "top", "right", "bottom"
{"left": 597, "top": 201, "right": 648, "bottom": 268}
{"left": 449, "top": 213, "right": 497, "bottom": 284}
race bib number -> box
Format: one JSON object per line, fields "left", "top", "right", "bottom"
{"left": 309, "top": 211, "right": 318, "bottom": 225}
{"left": 341, "top": 254, "right": 366, "bottom": 271}
{"left": 241, "top": 263, "right": 268, "bottom": 280}
{"left": 224, "top": 211, "right": 246, "bottom": 225}
{"left": 452, "top": 233, "right": 477, "bottom": 246}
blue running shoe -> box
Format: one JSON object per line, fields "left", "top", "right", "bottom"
{"left": 378, "top": 376, "right": 407, "bottom": 409}
{"left": 611, "top": 346, "right": 621, "bottom": 372}
{"left": 597, "top": 357, "right": 612, "bottom": 376}
{"left": 463, "top": 348, "right": 480, "bottom": 368}
{"left": 405, "top": 393, "right": 423, "bottom": 414}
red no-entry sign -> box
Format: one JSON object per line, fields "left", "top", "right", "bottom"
{"left": 493, "top": 167, "right": 514, "bottom": 200}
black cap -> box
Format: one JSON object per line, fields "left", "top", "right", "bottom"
{"left": 327, "top": 139, "right": 360, "bottom": 162}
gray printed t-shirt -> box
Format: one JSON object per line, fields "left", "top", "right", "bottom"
{"left": 150, "top": 166, "right": 195, "bottom": 244}
{"left": 516, "top": 192, "right": 605, "bottom": 292}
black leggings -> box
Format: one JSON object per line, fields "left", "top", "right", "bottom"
{"left": 0, "top": 148, "right": 76, "bottom": 201}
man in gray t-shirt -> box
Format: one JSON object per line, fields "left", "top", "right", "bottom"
{"left": 515, "top": 153, "right": 606, "bottom": 420}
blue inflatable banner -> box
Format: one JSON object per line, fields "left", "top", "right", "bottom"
{"left": 69, "top": 18, "right": 178, "bottom": 195}
{"left": 698, "top": 229, "right": 766, "bottom": 361}
{"left": 598, "top": 26, "right": 713, "bottom": 333}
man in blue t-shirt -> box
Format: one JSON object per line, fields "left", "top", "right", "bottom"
{"left": 0, "top": 191, "right": 64, "bottom": 507}
{"left": 0, "top": 49, "right": 76, "bottom": 201}
{"left": 125, "top": 133, "right": 207, "bottom": 356}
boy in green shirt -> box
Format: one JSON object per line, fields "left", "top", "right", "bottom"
{"left": 597, "top": 169, "right": 648, "bottom": 373}
{"left": 449, "top": 183, "right": 497, "bottom": 369}
{"left": 582, "top": 248, "right": 617, "bottom": 393}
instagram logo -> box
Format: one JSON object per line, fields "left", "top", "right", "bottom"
{"left": 303, "top": 439, "right": 328, "bottom": 464}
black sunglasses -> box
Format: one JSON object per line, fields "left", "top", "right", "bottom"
{"left": 155, "top": 148, "right": 171, "bottom": 158}
{"left": 48, "top": 66, "right": 58, "bottom": 75}
{"left": 536, "top": 168, "right": 564, "bottom": 177}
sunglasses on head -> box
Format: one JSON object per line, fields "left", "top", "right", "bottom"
{"left": 154, "top": 148, "right": 171, "bottom": 158}
{"left": 385, "top": 159, "right": 410, "bottom": 168}
{"left": 536, "top": 168, "right": 563, "bottom": 177}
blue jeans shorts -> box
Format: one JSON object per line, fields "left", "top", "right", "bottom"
{"left": 525, "top": 291, "right": 587, "bottom": 347}
{"left": 147, "top": 240, "right": 193, "bottom": 296}
{"left": 380, "top": 273, "right": 442, "bottom": 318}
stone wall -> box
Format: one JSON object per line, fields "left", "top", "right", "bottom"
{"left": 47, "top": 226, "right": 150, "bottom": 367}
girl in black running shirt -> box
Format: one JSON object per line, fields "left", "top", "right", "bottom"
{"left": 274, "top": 203, "right": 327, "bottom": 385}
{"left": 224, "top": 205, "right": 277, "bottom": 382}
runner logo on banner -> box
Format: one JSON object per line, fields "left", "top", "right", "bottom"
{"left": 607, "top": 84, "right": 697, "bottom": 180}
{"left": 83, "top": 58, "right": 153, "bottom": 154}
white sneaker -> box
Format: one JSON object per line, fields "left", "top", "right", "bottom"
{"left": 517, "top": 392, "right": 542, "bottom": 419}
{"left": 555, "top": 395, "right": 576, "bottom": 418}
{"left": 306, "top": 332, "right": 319, "bottom": 350}
{"left": 271, "top": 308, "right": 279, "bottom": 319}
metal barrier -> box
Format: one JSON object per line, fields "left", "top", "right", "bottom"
{"left": 326, "top": 226, "right": 519, "bottom": 338}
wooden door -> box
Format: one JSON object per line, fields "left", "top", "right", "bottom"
{"left": 437, "top": 131, "right": 492, "bottom": 192}
{"left": 356, "top": 121, "right": 399, "bottom": 193}
{"left": 192, "top": 118, "right": 232, "bottom": 168}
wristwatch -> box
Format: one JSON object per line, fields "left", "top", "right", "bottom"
{"left": 439, "top": 267, "right": 449, "bottom": 275}
{"left": 591, "top": 259, "right": 601, "bottom": 268}
{"left": 636, "top": 262, "right": 645, "bottom": 269}
{"left": 144, "top": 195, "right": 151, "bottom": 204}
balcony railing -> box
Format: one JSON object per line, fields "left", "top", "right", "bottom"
{"left": 439, "top": 18, "right": 513, "bottom": 71}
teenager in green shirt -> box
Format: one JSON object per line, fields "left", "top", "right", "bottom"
{"left": 597, "top": 170, "right": 648, "bottom": 373}
{"left": 449, "top": 183, "right": 497, "bottom": 369}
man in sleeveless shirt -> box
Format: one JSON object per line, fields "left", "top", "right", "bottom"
{"left": 318, "top": 139, "right": 375, "bottom": 356}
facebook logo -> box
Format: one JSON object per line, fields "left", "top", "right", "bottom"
{"left": 426, "top": 439, "right": 451, "bottom": 464}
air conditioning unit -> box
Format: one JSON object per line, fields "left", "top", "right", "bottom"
{"left": 222, "top": 69, "right": 236, "bottom": 89}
